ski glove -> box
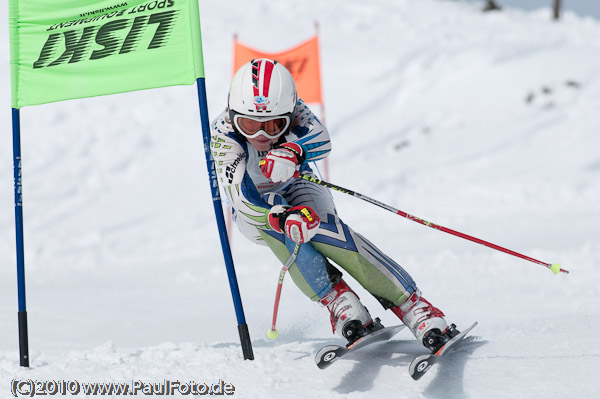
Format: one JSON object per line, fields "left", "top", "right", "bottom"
{"left": 260, "top": 143, "right": 305, "bottom": 183}
{"left": 268, "top": 205, "right": 320, "bottom": 244}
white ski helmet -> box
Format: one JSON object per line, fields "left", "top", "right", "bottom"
{"left": 228, "top": 58, "right": 297, "bottom": 139}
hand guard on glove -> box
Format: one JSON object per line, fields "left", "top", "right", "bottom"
{"left": 268, "top": 205, "right": 320, "bottom": 244}
{"left": 260, "top": 143, "right": 305, "bottom": 183}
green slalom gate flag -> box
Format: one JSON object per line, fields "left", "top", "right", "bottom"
{"left": 9, "top": 0, "right": 204, "bottom": 108}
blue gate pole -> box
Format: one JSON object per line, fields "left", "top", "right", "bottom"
{"left": 195, "top": 78, "right": 254, "bottom": 360}
{"left": 12, "top": 108, "right": 30, "bottom": 367}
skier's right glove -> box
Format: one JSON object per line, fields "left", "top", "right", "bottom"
{"left": 260, "top": 143, "right": 305, "bottom": 183}
{"left": 268, "top": 205, "right": 321, "bottom": 244}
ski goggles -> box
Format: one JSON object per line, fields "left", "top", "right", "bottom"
{"left": 232, "top": 114, "right": 291, "bottom": 139}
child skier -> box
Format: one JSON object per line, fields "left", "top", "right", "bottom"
{"left": 210, "top": 58, "right": 458, "bottom": 351}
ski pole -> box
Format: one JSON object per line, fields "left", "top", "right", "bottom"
{"left": 268, "top": 242, "right": 301, "bottom": 339}
{"left": 294, "top": 173, "right": 569, "bottom": 275}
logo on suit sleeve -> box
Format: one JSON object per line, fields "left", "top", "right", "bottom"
{"left": 225, "top": 153, "right": 245, "bottom": 184}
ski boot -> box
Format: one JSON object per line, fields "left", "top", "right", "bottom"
{"left": 320, "top": 280, "right": 383, "bottom": 346}
{"left": 391, "top": 290, "right": 459, "bottom": 353}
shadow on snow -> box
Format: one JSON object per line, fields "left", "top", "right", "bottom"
{"left": 331, "top": 336, "right": 487, "bottom": 396}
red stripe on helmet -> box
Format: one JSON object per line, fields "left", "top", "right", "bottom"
{"left": 262, "top": 60, "right": 274, "bottom": 97}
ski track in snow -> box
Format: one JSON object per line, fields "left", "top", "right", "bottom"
{"left": 1, "top": 0, "right": 599, "bottom": 397}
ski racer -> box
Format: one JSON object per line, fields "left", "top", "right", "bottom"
{"left": 210, "top": 58, "right": 458, "bottom": 352}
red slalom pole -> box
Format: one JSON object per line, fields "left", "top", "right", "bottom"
{"left": 294, "top": 173, "right": 569, "bottom": 275}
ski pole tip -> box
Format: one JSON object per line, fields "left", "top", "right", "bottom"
{"left": 550, "top": 263, "right": 569, "bottom": 275}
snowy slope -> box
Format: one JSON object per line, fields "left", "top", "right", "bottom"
{"left": 1, "top": 0, "right": 600, "bottom": 397}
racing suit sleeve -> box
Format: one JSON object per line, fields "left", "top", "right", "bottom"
{"left": 287, "top": 99, "right": 332, "bottom": 163}
{"left": 210, "top": 110, "right": 272, "bottom": 232}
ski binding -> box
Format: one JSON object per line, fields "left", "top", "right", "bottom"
{"left": 409, "top": 321, "right": 478, "bottom": 380}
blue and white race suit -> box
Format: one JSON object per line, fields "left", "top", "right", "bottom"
{"left": 210, "top": 99, "right": 417, "bottom": 305}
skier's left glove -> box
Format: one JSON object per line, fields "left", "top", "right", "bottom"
{"left": 260, "top": 143, "right": 305, "bottom": 183}
{"left": 268, "top": 205, "right": 320, "bottom": 244}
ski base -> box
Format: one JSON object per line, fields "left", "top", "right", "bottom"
{"left": 315, "top": 324, "right": 405, "bottom": 369}
{"left": 409, "top": 321, "right": 478, "bottom": 380}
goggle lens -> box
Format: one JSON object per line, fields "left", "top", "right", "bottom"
{"left": 235, "top": 116, "right": 289, "bottom": 138}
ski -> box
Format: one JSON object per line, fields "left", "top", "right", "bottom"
{"left": 409, "top": 322, "right": 478, "bottom": 380}
{"left": 315, "top": 324, "right": 405, "bottom": 369}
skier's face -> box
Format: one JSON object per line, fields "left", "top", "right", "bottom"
{"left": 248, "top": 135, "right": 279, "bottom": 152}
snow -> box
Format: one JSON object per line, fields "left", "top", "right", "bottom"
{"left": 1, "top": 0, "right": 599, "bottom": 397}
